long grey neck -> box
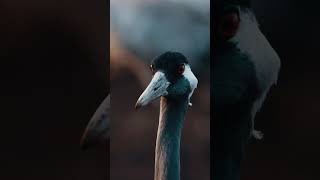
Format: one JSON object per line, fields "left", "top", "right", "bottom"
{"left": 154, "top": 96, "right": 188, "bottom": 180}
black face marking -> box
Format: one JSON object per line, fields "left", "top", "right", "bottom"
{"left": 151, "top": 51, "right": 188, "bottom": 83}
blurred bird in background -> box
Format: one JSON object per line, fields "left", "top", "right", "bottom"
{"left": 213, "top": 0, "right": 281, "bottom": 179}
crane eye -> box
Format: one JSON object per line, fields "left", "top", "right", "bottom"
{"left": 150, "top": 64, "right": 155, "bottom": 75}
{"left": 177, "top": 64, "right": 185, "bottom": 75}
{"left": 218, "top": 12, "right": 240, "bottom": 40}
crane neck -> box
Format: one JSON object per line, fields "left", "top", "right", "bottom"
{"left": 154, "top": 96, "right": 188, "bottom": 180}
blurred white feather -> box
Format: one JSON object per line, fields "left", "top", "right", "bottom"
{"left": 231, "top": 8, "right": 281, "bottom": 139}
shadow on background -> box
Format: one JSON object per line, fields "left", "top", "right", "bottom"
{"left": 0, "top": 0, "right": 109, "bottom": 179}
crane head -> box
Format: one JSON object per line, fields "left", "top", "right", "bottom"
{"left": 135, "top": 52, "right": 198, "bottom": 109}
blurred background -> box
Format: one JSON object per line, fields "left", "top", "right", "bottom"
{"left": 240, "top": 1, "right": 320, "bottom": 179}
{"left": 110, "top": 0, "right": 210, "bottom": 179}
{"left": 0, "top": 0, "right": 108, "bottom": 179}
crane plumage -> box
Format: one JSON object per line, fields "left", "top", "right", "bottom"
{"left": 136, "top": 52, "right": 198, "bottom": 180}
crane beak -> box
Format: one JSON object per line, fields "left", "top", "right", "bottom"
{"left": 135, "top": 71, "right": 170, "bottom": 109}
{"left": 81, "top": 95, "right": 110, "bottom": 149}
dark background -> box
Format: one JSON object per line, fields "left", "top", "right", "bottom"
{"left": 241, "top": 1, "right": 320, "bottom": 179}
{"left": 0, "top": 0, "right": 109, "bottom": 179}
